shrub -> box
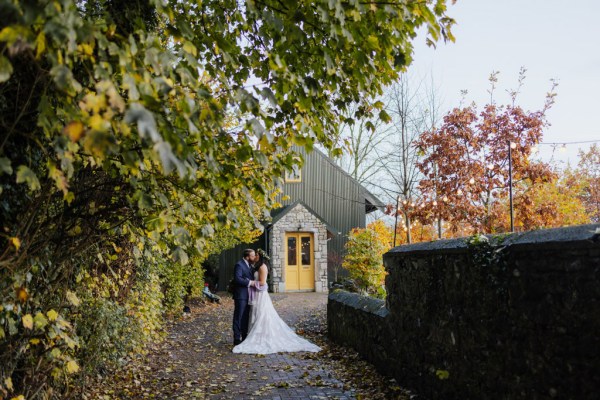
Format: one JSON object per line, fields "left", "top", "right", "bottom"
{"left": 342, "top": 220, "right": 392, "bottom": 297}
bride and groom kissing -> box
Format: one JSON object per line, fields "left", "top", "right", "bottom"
{"left": 231, "top": 248, "right": 320, "bottom": 354}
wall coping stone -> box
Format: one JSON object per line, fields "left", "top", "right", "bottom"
{"left": 386, "top": 223, "right": 600, "bottom": 256}
{"left": 328, "top": 290, "right": 389, "bottom": 318}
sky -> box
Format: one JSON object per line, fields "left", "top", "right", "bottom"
{"left": 408, "top": 0, "right": 600, "bottom": 167}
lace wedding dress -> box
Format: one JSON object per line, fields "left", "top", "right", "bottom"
{"left": 232, "top": 272, "right": 321, "bottom": 354}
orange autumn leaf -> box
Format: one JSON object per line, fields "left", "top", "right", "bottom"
{"left": 63, "top": 121, "right": 85, "bottom": 142}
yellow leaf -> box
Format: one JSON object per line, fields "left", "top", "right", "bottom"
{"left": 47, "top": 309, "right": 59, "bottom": 321}
{"left": 183, "top": 41, "right": 197, "bottom": 56}
{"left": 80, "top": 92, "right": 106, "bottom": 114}
{"left": 48, "top": 163, "right": 68, "bottom": 194}
{"left": 22, "top": 314, "right": 33, "bottom": 330}
{"left": 88, "top": 114, "right": 107, "bottom": 131}
{"left": 15, "top": 287, "right": 28, "bottom": 302}
{"left": 436, "top": 369, "right": 450, "bottom": 380}
{"left": 34, "top": 312, "right": 48, "bottom": 329}
{"left": 63, "top": 121, "right": 84, "bottom": 142}
{"left": 66, "top": 360, "right": 80, "bottom": 374}
{"left": 30, "top": 338, "right": 41, "bottom": 345}
{"left": 64, "top": 191, "right": 75, "bottom": 204}
{"left": 5, "top": 377, "right": 13, "bottom": 390}
{"left": 35, "top": 31, "right": 46, "bottom": 59}
{"left": 10, "top": 237, "right": 20, "bottom": 250}
{"left": 10, "top": 395, "right": 25, "bottom": 400}
{"left": 66, "top": 291, "right": 80, "bottom": 307}
{"left": 78, "top": 43, "right": 94, "bottom": 56}
{"left": 51, "top": 367, "right": 61, "bottom": 379}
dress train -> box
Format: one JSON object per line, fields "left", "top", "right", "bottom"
{"left": 232, "top": 287, "right": 320, "bottom": 354}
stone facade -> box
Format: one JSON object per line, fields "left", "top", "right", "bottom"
{"left": 269, "top": 203, "right": 328, "bottom": 293}
{"left": 328, "top": 224, "right": 600, "bottom": 399}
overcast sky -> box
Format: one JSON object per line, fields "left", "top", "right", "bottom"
{"left": 409, "top": 0, "right": 600, "bottom": 167}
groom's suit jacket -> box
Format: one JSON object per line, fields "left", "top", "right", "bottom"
{"left": 233, "top": 259, "right": 254, "bottom": 300}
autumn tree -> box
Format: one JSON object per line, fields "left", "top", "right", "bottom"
{"left": 415, "top": 69, "right": 556, "bottom": 234}
{"left": 393, "top": 219, "right": 441, "bottom": 245}
{"left": 342, "top": 220, "right": 392, "bottom": 297}
{"left": 570, "top": 144, "right": 600, "bottom": 222}
{"left": 489, "top": 175, "right": 591, "bottom": 231}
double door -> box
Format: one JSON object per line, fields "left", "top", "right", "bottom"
{"left": 284, "top": 232, "right": 315, "bottom": 291}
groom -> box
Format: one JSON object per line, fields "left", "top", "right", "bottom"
{"left": 232, "top": 249, "right": 257, "bottom": 345}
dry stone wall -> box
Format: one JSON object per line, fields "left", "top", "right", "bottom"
{"left": 328, "top": 224, "right": 600, "bottom": 399}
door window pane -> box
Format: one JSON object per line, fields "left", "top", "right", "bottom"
{"left": 301, "top": 237, "right": 311, "bottom": 266}
{"left": 287, "top": 237, "right": 297, "bottom": 265}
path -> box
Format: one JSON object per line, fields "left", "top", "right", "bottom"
{"left": 83, "top": 293, "right": 411, "bottom": 399}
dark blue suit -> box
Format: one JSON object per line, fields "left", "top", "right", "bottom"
{"left": 232, "top": 258, "right": 254, "bottom": 342}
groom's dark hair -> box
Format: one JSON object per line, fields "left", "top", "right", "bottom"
{"left": 243, "top": 248, "right": 255, "bottom": 259}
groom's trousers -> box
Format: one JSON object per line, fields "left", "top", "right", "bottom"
{"left": 233, "top": 298, "right": 250, "bottom": 342}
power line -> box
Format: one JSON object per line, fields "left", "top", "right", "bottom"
{"left": 537, "top": 139, "right": 600, "bottom": 145}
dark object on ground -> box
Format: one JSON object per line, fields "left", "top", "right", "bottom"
{"left": 183, "top": 305, "right": 191, "bottom": 313}
{"left": 203, "top": 283, "right": 221, "bottom": 303}
{"left": 226, "top": 278, "right": 234, "bottom": 294}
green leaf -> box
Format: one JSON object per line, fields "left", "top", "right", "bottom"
{"left": 0, "top": 55, "right": 13, "bottom": 83}
{"left": 379, "top": 109, "right": 392, "bottom": 123}
{"left": 155, "top": 141, "right": 185, "bottom": 177}
{"left": 172, "top": 247, "right": 189, "bottom": 265}
{"left": 0, "top": 157, "right": 12, "bottom": 174}
{"left": 8, "top": 317, "right": 17, "bottom": 335}
{"left": 125, "top": 104, "right": 160, "bottom": 142}
{"left": 366, "top": 35, "right": 380, "bottom": 50}
{"left": 50, "top": 65, "right": 82, "bottom": 94}
{"left": 138, "top": 192, "right": 154, "bottom": 209}
{"left": 260, "top": 87, "right": 277, "bottom": 107}
{"left": 394, "top": 52, "right": 406, "bottom": 68}
{"left": 16, "top": 165, "right": 41, "bottom": 191}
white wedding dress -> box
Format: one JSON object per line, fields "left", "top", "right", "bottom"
{"left": 232, "top": 272, "right": 321, "bottom": 354}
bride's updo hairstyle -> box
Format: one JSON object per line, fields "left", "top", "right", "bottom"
{"left": 256, "top": 248, "right": 270, "bottom": 267}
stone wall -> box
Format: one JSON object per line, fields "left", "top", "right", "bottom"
{"left": 270, "top": 203, "right": 328, "bottom": 292}
{"left": 328, "top": 224, "right": 600, "bottom": 399}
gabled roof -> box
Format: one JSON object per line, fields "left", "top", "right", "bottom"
{"left": 268, "top": 200, "right": 340, "bottom": 235}
{"left": 311, "top": 147, "right": 385, "bottom": 213}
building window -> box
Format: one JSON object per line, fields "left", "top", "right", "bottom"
{"left": 285, "top": 158, "right": 302, "bottom": 182}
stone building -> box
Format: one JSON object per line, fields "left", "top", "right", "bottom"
{"left": 218, "top": 147, "right": 383, "bottom": 292}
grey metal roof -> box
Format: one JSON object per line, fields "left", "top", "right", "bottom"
{"left": 311, "top": 147, "right": 385, "bottom": 212}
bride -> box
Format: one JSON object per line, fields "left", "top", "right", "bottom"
{"left": 232, "top": 250, "right": 321, "bottom": 354}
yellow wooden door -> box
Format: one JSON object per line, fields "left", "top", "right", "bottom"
{"left": 285, "top": 233, "right": 315, "bottom": 291}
